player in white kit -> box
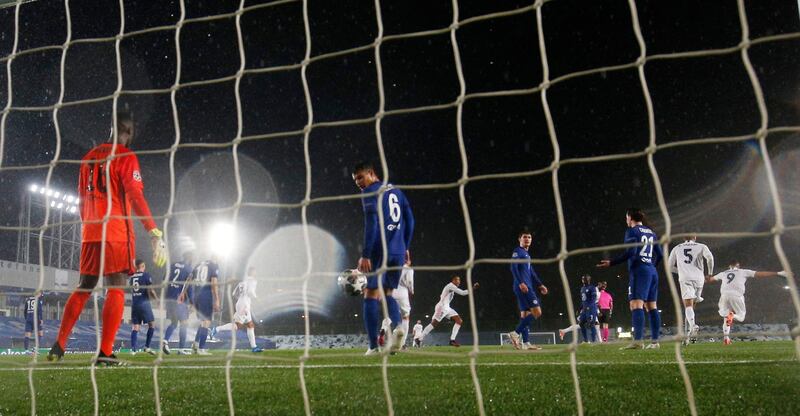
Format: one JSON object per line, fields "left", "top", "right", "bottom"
{"left": 668, "top": 236, "right": 714, "bottom": 344}
{"left": 211, "top": 267, "right": 263, "bottom": 352}
{"left": 379, "top": 259, "right": 415, "bottom": 349}
{"left": 419, "top": 275, "right": 478, "bottom": 347}
{"left": 706, "top": 261, "right": 786, "bottom": 345}
{"left": 412, "top": 320, "right": 424, "bottom": 347}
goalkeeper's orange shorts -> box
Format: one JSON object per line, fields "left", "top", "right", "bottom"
{"left": 80, "top": 241, "right": 135, "bottom": 276}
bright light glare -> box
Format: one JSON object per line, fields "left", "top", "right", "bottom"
{"left": 29, "top": 184, "right": 38, "bottom": 192}
{"left": 208, "top": 222, "right": 236, "bottom": 257}
{"left": 54, "top": 192, "right": 60, "bottom": 198}
{"left": 75, "top": 198, "right": 80, "bottom": 204}
{"left": 617, "top": 327, "right": 623, "bottom": 333}
{"left": 69, "top": 206, "right": 77, "bottom": 213}
{"left": 56, "top": 203, "right": 63, "bottom": 209}
{"left": 50, "top": 201, "right": 55, "bottom": 207}
{"left": 46, "top": 189, "right": 53, "bottom": 196}
{"left": 39, "top": 188, "right": 45, "bottom": 194}
{"left": 785, "top": 286, "right": 791, "bottom": 290}
{"left": 66, "top": 195, "right": 74, "bottom": 203}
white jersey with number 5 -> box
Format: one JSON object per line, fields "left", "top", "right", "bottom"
{"left": 712, "top": 268, "right": 755, "bottom": 297}
{"left": 669, "top": 241, "right": 714, "bottom": 281}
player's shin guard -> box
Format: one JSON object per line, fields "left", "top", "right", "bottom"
{"left": 685, "top": 306, "right": 695, "bottom": 330}
{"left": 450, "top": 323, "right": 461, "bottom": 341}
{"left": 516, "top": 315, "right": 534, "bottom": 342}
{"left": 164, "top": 323, "right": 176, "bottom": 342}
{"left": 131, "top": 330, "right": 139, "bottom": 351}
{"left": 57, "top": 291, "right": 91, "bottom": 349}
{"left": 363, "top": 298, "right": 380, "bottom": 349}
{"left": 101, "top": 289, "right": 124, "bottom": 356}
{"left": 197, "top": 327, "right": 209, "bottom": 349}
{"left": 632, "top": 308, "right": 645, "bottom": 341}
{"left": 648, "top": 309, "right": 661, "bottom": 341}
{"left": 246, "top": 327, "right": 256, "bottom": 348}
{"left": 385, "top": 296, "right": 401, "bottom": 329}
{"left": 179, "top": 326, "right": 187, "bottom": 349}
{"left": 146, "top": 327, "right": 154, "bottom": 348}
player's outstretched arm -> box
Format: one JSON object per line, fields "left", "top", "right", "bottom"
{"left": 754, "top": 271, "right": 784, "bottom": 279}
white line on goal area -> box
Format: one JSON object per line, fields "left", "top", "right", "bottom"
{"left": 1, "top": 359, "right": 795, "bottom": 372}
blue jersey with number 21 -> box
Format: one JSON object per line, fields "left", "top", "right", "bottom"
{"left": 610, "top": 224, "right": 663, "bottom": 272}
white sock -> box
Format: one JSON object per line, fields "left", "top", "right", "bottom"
{"left": 450, "top": 323, "right": 461, "bottom": 341}
{"left": 381, "top": 317, "right": 391, "bottom": 334}
{"left": 561, "top": 324, "right": 581, "bottom": 333}
{"left": 216, "top": 323, "right": 235, "bottom": 332}
{"left": 685, "top": 306, "right": 695, "bottom": 329}
{"left": 422, "top": 323, "right": 434, "bottom": 339}
{"left": 246, "top": 327, "right": 256, "bottom": 348}
{"left": 399, "top": 319, "right": 409, "bottom": 346}
{"left": 722, "top": 321, "right": 730, "bottom": 336}
{"left": 594, "top": 324, "right": 601, "bottom": 342}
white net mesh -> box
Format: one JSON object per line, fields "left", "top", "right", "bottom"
{"left": 0, "top": 0, "right": 798, "bottom": 415}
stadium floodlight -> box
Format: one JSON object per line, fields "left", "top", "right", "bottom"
{"left": 50, "top": 201, "right": 56, "bottom": 207}
{"left": 54, "top": 191, "right": 60, "bottom": 198}
{"left": 75, "top": 197, "right": 80, "bottom": 204}
{"left": 208, "top": 222, "right": 236, "bottom": 258}
{"left": 69, "top": 206, "right": 77, "bottom": 213}
{"left": 56, "top": 202, "right": 63, "bottom": 209}
{"left": 46, "top": 189, "right": 53, "bottom": 196}
{"left": 66, "top": 195, "right": 74, "bottom": 203}
{"left": 785, "top": 286, "right": 791, "bottom": 290}
{"left": 29, "top": 184, "right": 38, "bottom": 192}
{"left": 39, "top": 187, "right": 45, "bottom": 194}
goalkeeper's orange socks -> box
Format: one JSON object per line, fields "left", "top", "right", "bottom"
{"left": 56, "top": 291, "right": 91, "bottom": 349}
{"left": 100, "top": 289, "right": 124, "bottom": 356}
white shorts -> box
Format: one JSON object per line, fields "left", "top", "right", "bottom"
{"left": 718, "top": 293, "right": 746, "bottom": 321}
{"left": 392, "top": 289, "right": 411, "bottom": 317}
{"left": 432, "top": 304, "right": 458, "bottom": 322}
{"left": 679, "top": 279, "right": 704, "bottom": 300}
{"left": 233, "top": 300, "right": 253, "bottom": 325}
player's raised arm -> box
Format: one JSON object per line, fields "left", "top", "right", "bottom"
{"left": 754, "top": 270, "right": 784, "bottom": 279}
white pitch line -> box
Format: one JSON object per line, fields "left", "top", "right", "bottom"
{"left": 0, "top": 359, "right": 795, "bottom": 372}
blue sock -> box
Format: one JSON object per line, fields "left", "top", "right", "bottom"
{"left": 580, "top": 325, "right": 588, "bottom": 342}
{"left": 198, "top": 327, "right": 208, "bottom": 349}
{"left": 522, "top": 326, "right": 530, "bottom": 343}
{"left": 590, "top": 325, "right": 597, "bottom": 342}
{"left": 24, "top": 337, "right": 30, "bottom": 350}
{"left": 131, "top": 330, "right": 139, "bottom": 351}
{"left": 364, "top": 298, "right": 381, "bottom": 349}
{"left": 649, "top": 309, "right": 661, "bottom": 341}
{"left": 179, "top": 326, "right": 187, "bottom": 349}
{"left": 385, "top": 296, "right": 401, "bottom": 329}
{"left": 515, "top": 314, "right": 534, "bottom": 336}
{"left": 632, "top": 308, "right": 645, "bottom": 341}
{"left": 164, "top": 323, "right": 176, "bottom": 342}
{"left": 146, "top": 327, "right": 154, "bottom": 348}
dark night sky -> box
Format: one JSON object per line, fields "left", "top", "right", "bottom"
{"left": 0, "top": 0, "right": 798, "bottom": 333}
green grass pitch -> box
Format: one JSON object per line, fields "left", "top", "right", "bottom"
{"left": 1, "top": 341, "right": 797, "bottom": 415}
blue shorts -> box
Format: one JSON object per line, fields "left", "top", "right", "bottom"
{"left": 579, "top": 308, "right": 598, "bottom": 324}
{"left": 195, "top": 296, "right": 214, "bottom": 320}
{"left": 366, "top": 253, "right": 406, "bottom": 290}
{"left": 628, "top": 267, "right": 659, "bottom": 302}
{"left": 131, "top": 303, "right": 155, "bottom": 325}
{"left": 514, "top": 287, "right": 541, "bottom": 311}
{"left": 166, "top": 299, "right": 189, "bottom": 322}
{"left": 25, "top": 318, "right": 42, "bottom": 332}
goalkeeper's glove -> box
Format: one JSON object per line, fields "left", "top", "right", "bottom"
{"left": 150, "top": 228, "right": 167, "bottom": 267}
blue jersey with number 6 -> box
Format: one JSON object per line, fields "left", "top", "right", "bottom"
{"left": 610, "top": 224, "right": 663, "bottom": 272}
{"left": 361, "top": 182, "right": 415, "bottom": 258}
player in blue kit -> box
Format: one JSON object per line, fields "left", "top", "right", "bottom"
{"left": 508, "top": 230, "right": 548, "bottom": 351}
{"left": 597, "top": 208, "right": 664, "bottom": 349}
{"left": 23, "top": 292, "right": 44, "bottom": 353}
{"left": 129, "top": 260, "right": 157, "bottom": 355}
{"left": 352, "top": 162, "right": 415, "bottom": 355}
{"left": 559, "top": 275, "right": 600, "bottom": 343}
{"left": 162, "top": 252, "right": 194, "bottom": 355}
{"left": 182, "top": 257, "right": 220, "bottom": 355}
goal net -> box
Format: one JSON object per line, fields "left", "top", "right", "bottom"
{"left": 1, "top": 0, "right": 798, "bottom": 415}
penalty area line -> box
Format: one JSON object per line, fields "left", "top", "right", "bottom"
{"left": 0, "top": 359, "right": 795, "bottom": 372}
